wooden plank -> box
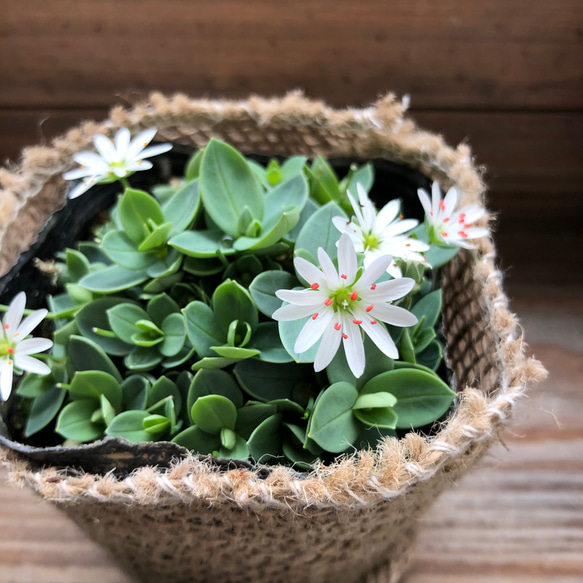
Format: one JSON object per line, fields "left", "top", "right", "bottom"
{"left": 0, "top": 295, "right": 581, "bottom": 582}
{"left": 1, "top": 0, "right": 582, "bottom": 109}
{"left": 1, "top": 108, "right": 581, "bottom": 284}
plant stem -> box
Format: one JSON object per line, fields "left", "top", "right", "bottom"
{"left": 120, "top": 177, "right": 131, "bottom": 190}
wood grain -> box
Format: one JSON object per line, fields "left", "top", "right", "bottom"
{"left": 0, "top": 292, "right": 582, "bottom": 582}
{"left": 1, "top": 0, "right": 582, "bottom": 110}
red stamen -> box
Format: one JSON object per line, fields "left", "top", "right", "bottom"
{"left": 370, "top": 283, "right": 376, "bottom": 290}
{"left": 353, "top": 319, "right": 362, "bottom": 325}
{"left": 3, "top": 324, "right": 9, "bottom": 329}
{"left": 442, "top": 232, "right": 448, "bottom": 237}
{"left": 340, "top": 274, "right": 347, "bottom": 280}
{"left": 370, "top": 320, "right": 377, "bottom": 325}
{"left": 439, "top": 200, "right": 446, "bottom": 211}
{"left": 430, "top": 211, "right": 434, "bottom": 216}
{"left": 324, "top": 298, "right": 333, "bottom": 306}
{"left": 7, "top": 347, "right": 14, "bottom": 354}
{"left": 350, "top": 291, "right": 358, "bottom": 301}
{"left": 312, "top": 313, "right": 319, "bottom": 320}
{"left": 464, "top": 223, "right": 472, "bottom": 228}
{"left": 366, "top": 305, "right": 373, "bottom": 312}
{"left": 459, "top": 213, "right": 466, "bottom": 220}
{"left": 458, "top": 231, "right": 468, "bottom": 239}
{"left": 342, "top": 333, "right": 348, "bottom": 339}
{"left": 310, "top": 282, "right": 319, "bottom": 290}
{"left": 443, "top": 218, "right": 450, "bottom": 223}
{"left": 334, "top": 323, "right": 341, "bottom": 331}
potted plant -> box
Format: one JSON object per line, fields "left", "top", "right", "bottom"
{"left": 0, "top": 92, "right": 546, "bottom": 583}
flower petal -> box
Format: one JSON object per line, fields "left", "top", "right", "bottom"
{"left": 375, "top": 199, "right": 400, "bottom": 230}
{"left": 272, "top": 303, "right": 318, "bottom": 322}
{"left": 442, "top": 186, "right": 458, "bottom": 218}
{"left": 72, "top": 151, "right": 110, "bottom": 171}
{"left": 337, "top": 234, "right": 357, "bottom": 283}
{"left": 114, "top": 128, "right": 131, "bottom": 158}
{"left": 417, "top": 188, "right": 432, "bottom": 218}
{"left": 431, "top": 181, "right": 441, "bottom": 217}
{"left": 0, "top": 361, "right": 13, "bottom": 401}
{"left": 13, "top": 354, "right": 51, "bottom": 375}
{"left": 63, "top": 167, "right": 95, "bottom": 180}
{"left": 275, "top": 289, "right": 325, "bottom": 306}
{"left": 317, "top": 247, "right": 339, "bottom": 288}
{"left": 93, "top": 134, "right": 117, "bottom": 163}
{"left": 356, "top": 254, "right": 393, "bottom": 289}
{"left": 357, "top": 183, "right": 376, "bottom": 231}
{"left": 127, "top": 128, "right": 157, "bottom": 158}
{"left": 16, "top": 309, "right": 48, "bottom": 339}
{"left": 341, "top": 313, "right": 365, "bottom": 378}
{"left": 314, "top": 319, "right": 342, "bottom": 372}
{"left": 346, "top": 189, "right": 366, "bottom": 227}
{"left": 135, "top": 143, "right": 173, "bottom": 161}
{"left": 293, "top": 257, "right": 325, "bottom": 288}
{"left": 15, "top": 337, "right": 53, "bottom": 355}
{"left": 3, "top": 292, "right": 26, "bottom": 334}
{"left": 126, "top": 160, "right": 153, "bottom": 172}
{"left": 382, "top": 218, "right": 419, "bottom": 237}
{"left": 361, "top": 278, "right": 415, "bottom": 302}
{"left": 370, "top": 303, "right": 418, "bottom": 327}
{"left": 356, "top": 311, "right": 399, "bottom": 359}
{"left": 294, "top": 309, "right": 333, "bottom": 354}
{"left": 68, "top": 176, "right": 100, "bottom": 199}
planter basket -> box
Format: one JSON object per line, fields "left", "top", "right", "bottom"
{"left": 0, "top": 93, "right": 546, "bottom": 583}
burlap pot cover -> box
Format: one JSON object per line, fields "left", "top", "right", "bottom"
{"left": 0, "top": 93, "right": 547, "bottom": 583}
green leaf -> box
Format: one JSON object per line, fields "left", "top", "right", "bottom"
{"left": 191, "top": 395, "right": 237, "bottom": 434}
{"left": 138, "top": 222, "right": 173, "bottom": 252}
{"left": 346, "top": 163, "right": 374, "bottom": 195}
{"left": 248, "top": 414, "right": 283, "bottom": 461}
{"left": 354, "top": 424, "right": 397, "bottom": 451}
{"left": 361, "top": 369, "right": 455, "bottom": 429}
{"left": 69, "top": 336, "right": 122, "bottom": 382}
{"left": 264, "top": 174, "right": 309, "bottom": 218}
{"left": 146, "top": 248, "right": 182, "bottom": 279}
{"left": 201, "top": 138, "right": 264, "bottom": 236}
{"left": 212, "top": 280, "right": 258, "bottom": 334}
{"left": 76, "top": 297, "right": 134, "bottom": 356}
{"left": 210, "top": 345, "right": 260, "bottom": 359}
{"left": 252, "top": 322, "right": 293, "bottom": 363}
{"left": 278, "top": 317, "right": 319, "bottom": 363}
{"left": 121, "top": 375, "right": 149, "bottom": 410}
{"left": 101, "top": 230, "right": 154, "bottom": 270}
{"left": 327, "top": 334, "right": 394, "bottom": 390}
{"left": 415, "top": 339, "right": 443, "bottom": 371}
{"left": 107, "top": 303, "right": 150, "bottom": 344}
{"left": 124, "top": 346, "right": 163, "bottom": 371}
{"left": 294, "top": 201, "right": 347, "bottom": 260}
{"left": 105, "top": 410, "right": 155, "bottom": 443}
{"left": 413, "top": 327, "right": 436, "bottom": 354}
{"left": 69, "top": 370, "right": 122, "bottom": 409}
{"left": 24, "top": 386, "right": 66, "bottom": 437}
{"left": 220, "top": 427, "right": 237, "bottom": 450}
{"left": 169, "top": 229, "right": 237, "bottom": 258}
{"left": 53, "top": 319, "right": 79, "bottom": 349}
{"left": 249, "top": 270, "right": 298, "bottom": 318}
{"left": 281, "top": 156, "right": 308, "bottom": 181}
{"left": 147, "top": 376, "right": 182, "bottom": 416}
{"left": 56, "top": 400, "right": 104, "bottom": 442}
{"left": 65, "top": 283, "right": 93, "bottom": 305}
{"left": 171, "top": 426, "right": 220, "bottom": 454}
{"left": 307, "top": 382, "right": 360, "bottom": 453}
{"left": 191, "top": 356, "right": 239, "bottom": 371}
{"left": 160, "top": 313, "right": 186, "bottom": 357}
{"left": 119, "top": 188, "right": 165, "bottom": 244}
{"left": 17, "top": 373, "right": 55, "bottom": 398}
{"left": 163, "top": 179, "right": 201, "bottom": 236}
{"left": 233, "top": 206, "right": 300, "bottom": 252}
{"left": 306, "top": 156, "right": 340, "bottom": 204}
{"left": 188, "top": 369, "right": 244, "bottom": 418}
{"left": 398, "top": 329, "right": 416, "bottom": 364}
{"left": 235, "top": 403, "right": 277, "bottom": 440}
{"left": 411, "top": 290, "right": 442, "bottom": 330}
{"left": 185, "top": 149, "right": 203, "bottom": 181}
{"left": 354, "top": 392, "right": 397, "bottom": 410}
{"left": 183, "top": 301, "right": 225, "bottom": 357}
{"left": 66, "top": 248, "right": 91, "bottom": 282}
{"left": 162, "top": 346, "right": 196, "bottom": 369}
{"left": 101, "top": 394, "right": 117, "bottom": 426}
{"left": 219, "top": 434, "right": 249, "bottom": 460}
{"left": 79, "top": 265, "right": 149, "bottom": 293}
{"left": 183, "top": 256, "right": 225, "bottom": 276}
{"left": 143, "top": 414, "right": 171, "bottom": 435}
{"left": 286, "top": 198, "right": 319, "bottom": 243}
{"left": 147, "top": 293, "right": 180, "bottom": 327}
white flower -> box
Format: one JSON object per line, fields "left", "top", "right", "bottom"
{"left": 1, "top": 292, "right": 53, "bottom": 401}
{"left": 63, "top": 127, "right": 172, "bottom": 199}
{"left": 332, "top": 183, "right": 430, "bottom": 278}
{"left": 272, "top": 234, "right": 418, "bottom": 378}
{"left": 417, "top": 181, "right": 489, "bottom": 249}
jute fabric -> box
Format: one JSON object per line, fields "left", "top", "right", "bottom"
{"left": 0, "top": 93, "right": 547, "bottom": 583}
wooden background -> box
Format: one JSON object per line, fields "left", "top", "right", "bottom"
{"left": 1, "top": 0, "right": 582, "bottom": 287}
